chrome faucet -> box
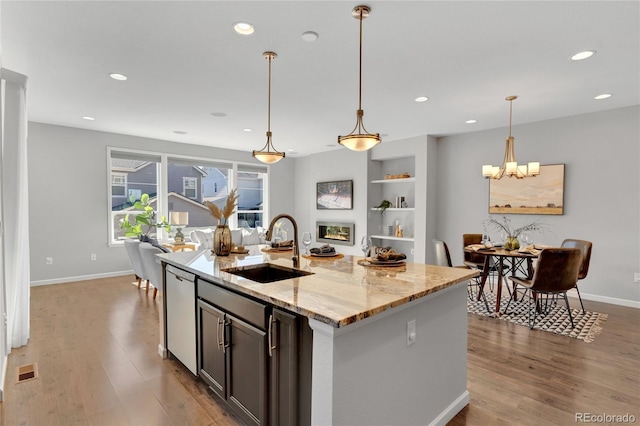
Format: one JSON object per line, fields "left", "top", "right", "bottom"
{"left": 266, "top": 214, "right": 300, "bottom": 268}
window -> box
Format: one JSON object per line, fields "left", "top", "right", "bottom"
{"left": 183, "top": 177, "right": 197, "bottom": 199}
{"left": 109, "top": 149, "right": 161, "bottom": 243}
{"left": 237, "top": 166, "right": 267, "bottom": 228}
{"left": 111, "top": 173, "right": 127, "bottom": 196}
{"left": 108, "top": 148, "right": 270, "bottom": 245}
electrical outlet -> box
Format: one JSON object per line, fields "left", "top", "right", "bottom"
{"left": 45, "top": 257, "right": 53, "bottom": 265}
{"left": 91, "top": 254, "right": 97, "bottom": 261}
{"left": 407, "top": 319, "right": 416, "bottom": 346}
{"left": 635, "top": 272, "right": 640, "bottom": 283}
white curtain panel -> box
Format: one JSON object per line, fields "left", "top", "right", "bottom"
{"left": 1, "top": 68, "right": 30, "bottom": 349}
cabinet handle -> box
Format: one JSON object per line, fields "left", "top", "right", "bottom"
{"left": 216, "top": 318, "right": 223, "bottom": 351}
{"left": 268, "top": 314, "right": 277, "bottom": 357}
{"left": 222, "top": 320, "right": 230, "bottom": 354}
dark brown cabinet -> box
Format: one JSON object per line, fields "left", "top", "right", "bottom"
{"left": 196, "top": 278, "right": 311, "bottom": 426}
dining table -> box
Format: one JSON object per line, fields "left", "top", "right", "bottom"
{"left": 464, "top": 245, "right": 540, "bottom": 315}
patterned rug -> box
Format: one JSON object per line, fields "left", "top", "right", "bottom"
{"left": 467, "top": 292, "right": 607, "bottom": 343}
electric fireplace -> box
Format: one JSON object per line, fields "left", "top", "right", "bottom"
{"left": 316, "top": 222, "right": 354, "bottom": 246}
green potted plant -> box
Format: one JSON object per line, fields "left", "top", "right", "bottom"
{"left": 120, "top": 193, "right": 171, "bottom": 239}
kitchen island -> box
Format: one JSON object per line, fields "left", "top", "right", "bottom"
{"left": 158, "top": 246, "right": 478, "bottom": 426}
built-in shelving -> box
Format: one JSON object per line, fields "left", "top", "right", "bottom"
{"left": 370, "top": 207, "right": 415, "bottom": 211}
{"left": 370, "top": 177, "right": 416, "bottom": 184}
{"left": 371, "top": 235, "right": 415, "bottom": 242}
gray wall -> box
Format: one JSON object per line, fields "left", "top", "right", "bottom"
{"left": 28, "top": 122, "right": 293, "bottom": 284}
{"left": 434, "top": 105, "right": 639, "bottom": 306}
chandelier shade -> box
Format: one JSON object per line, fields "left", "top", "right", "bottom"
{"left": 482, "top": 96, "right": 539, "bottom": 179}
{"left": 252, "top": 51, "right": 285, "bottom": 164}
{"left": 338, "top": 5, "right": 381, "bottom": 152}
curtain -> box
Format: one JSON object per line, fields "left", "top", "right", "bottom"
{"left": 1, "top": 68, "right": 30, "bottom": 349}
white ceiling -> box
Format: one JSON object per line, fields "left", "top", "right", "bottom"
{"left": 2, "top": 1, "right": 638, "bottom": 157}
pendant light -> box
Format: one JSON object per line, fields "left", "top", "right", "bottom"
{"left": 252, "top": 51, "right": 285, "bottom": 164}
{"left": 482, "top": 96, "right": 540, "bottom": 179}
{"left": 338, "top": 5, "right": 381, "bottom": 151}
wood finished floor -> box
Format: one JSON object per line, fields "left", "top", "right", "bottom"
{"left": 1, "top": 275, "right": 638, "bottom": 425}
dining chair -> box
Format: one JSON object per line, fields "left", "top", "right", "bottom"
{"left": 139, "top": 242, "right": 164, "bottom": 299}
{"left": 124, "top": 239, "right": 150, "bottom": 292}
{"left": 505, "top": 248, "right": 582, "bottom": 329}
{"left": 561, "top": 239, "right": 592, "bottom": 313}
{"left": 462, "top": 233, "right": 501, "bottom": 292}
{"left": 434, "top": 239, "right": 490, "bottom": 312}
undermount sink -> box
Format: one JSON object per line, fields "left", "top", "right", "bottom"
{"left": 222, "top": 263, "right": 314, "bottom": 284}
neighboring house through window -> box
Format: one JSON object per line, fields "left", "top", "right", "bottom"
{"left": 183, "top": 177, "right": 197, "bottom": 199}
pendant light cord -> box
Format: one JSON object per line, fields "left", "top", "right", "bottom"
{"left": 358, "top": 8, "right": 363, "bottom": 112}
{"left": 267, "top": 54, "right": 272, "bottom": 135}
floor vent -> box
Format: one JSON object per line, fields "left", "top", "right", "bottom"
{"left": 15, "top": 363, "right": 38, "bottom": 384}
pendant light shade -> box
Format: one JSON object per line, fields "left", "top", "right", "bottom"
{"left": 252, "top": 51, "right": 285, "bottom": 164}
{"left": 482, "top": 96, "right": 540, "bottom": 179}
{"left": 338, "top": 5, "right": 381, "bottom": 151}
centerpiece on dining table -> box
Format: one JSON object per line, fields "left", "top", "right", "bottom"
{"left": 483, "top": 215, "right": 547, "bottom": 250}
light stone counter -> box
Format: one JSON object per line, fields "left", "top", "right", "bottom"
{"left": 157, "top": 244, "right": 478, "bottom": 328}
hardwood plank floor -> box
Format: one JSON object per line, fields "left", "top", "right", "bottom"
{"left": 1, "top": 275, "right": 638, "bottom": 425}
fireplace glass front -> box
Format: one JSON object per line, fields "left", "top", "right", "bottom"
{"left": 316, "top": 222, "right": 354, "bottom": 246}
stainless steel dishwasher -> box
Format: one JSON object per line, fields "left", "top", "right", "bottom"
{"left": 165, "top": 265, "right": 197, "bottom": 375}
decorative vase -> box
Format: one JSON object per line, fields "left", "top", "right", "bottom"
{"left": 174, "top": 228, "right": 184, "bottom": 244}
{"left": 504, "top": 236, "right": 520, "bottom": 251}
{"left": 213, "top": 225, "right": 232, "bottom": 256}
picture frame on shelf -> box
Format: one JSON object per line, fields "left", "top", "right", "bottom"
{"left": 316, "top": 180, "right": 353, "bottom": 210}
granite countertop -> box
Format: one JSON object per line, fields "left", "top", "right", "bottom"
{"left": 158, "top": 245, "right": 479, "bottom": 328}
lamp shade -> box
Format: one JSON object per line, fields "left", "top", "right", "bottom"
{"left": 252, "top": 150, "right": 285, "bottom": 164}
{"left": 170, "top": 211, "right": 189, "bottom": 226}
{"left": 338, "top": 133, "right": 381, "bottom": 151}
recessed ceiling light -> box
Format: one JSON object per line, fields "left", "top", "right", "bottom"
{"left": 594, "top": 93, "right": 612, "bottom": 100}
{"left": 82, "top": 116, "right": 95, "bottom": 121}
{"left": 210, "top": 112, "right": 227, "bottom": 117}
{"left": 465, "top": 119, "right": 477, "bottom": 124}
{"left": 243, "top": 128, "right": 252, "bottom": 132}
{"left": 109, "top": 73, "right": 127, "bottom": 81}
{"left": 173, "top": 130, "right": 187, "bottom": 135}
{"left": 571, "top": 50, "right": 596, "bottom": 61}
{"left": 301, "top": 31, "right": 319, "bottom": 42}
{"left": 415, "top": 96, "right": 429, "bottom": 103}
{"left": 233, "top": 22, "right": 255, "bottom": 35}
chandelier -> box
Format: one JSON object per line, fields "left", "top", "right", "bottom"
{"left": 252, "top": 51, "right": 285, "bottom": 164}
{"left": 338, "top": 5, "right": 381, "bottom": 152}
{"left": 482, "top": 96, "right": 540, "bottom": 179}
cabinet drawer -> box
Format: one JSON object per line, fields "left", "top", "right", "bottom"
{"left": 197, "top": 279, "right": 268, "bottom": 330}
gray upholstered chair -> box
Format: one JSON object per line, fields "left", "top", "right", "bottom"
{"left": 139, "top": 242, "right": 164, "bottom": 300}
{"left": 561, "top": 239, "right": 592, "bottom": 313}
{"left": 433, "top": 238, "right": 490, "bottom": 313}
{"left": 505, "top": 248, "right": 582, "bottom": 329}
{"left": 124, "top": 239, "right": 149, "bottom": 291}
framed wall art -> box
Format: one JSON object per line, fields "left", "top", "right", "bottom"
{"left": 489, "top": 164, "right": 565, "bottom": 215}
{"left": 316, "top": 180, "right": 353, "bottom": 210}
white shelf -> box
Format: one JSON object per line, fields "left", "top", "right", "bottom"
{"left": 370, "top": 207, "right": 415, "bottom": 211}
{"left": 371, "top": 177, "right": 416, "bottom": 184}
{"left": 371, "top": 235, "right": 415, "bottom": 242}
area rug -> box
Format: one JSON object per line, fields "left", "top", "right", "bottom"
{"left": 467, "top": 292, "right": 607, "bottom": 343}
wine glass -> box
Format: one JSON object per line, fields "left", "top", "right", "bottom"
{"left": 302, "top": 232, "right": 312, "bottom": 255}
{"left": 522, "top": 232, "right": 533, "bottom": 247}
{"left": 360, "top": 236, "right": 372, "bottom": 259}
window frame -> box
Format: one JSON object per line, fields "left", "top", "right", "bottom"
{"left": 183, "top": 177, "right": 197, "bottom": 199}
{"left": 108, "top": 147, "right": 270, "bottom": 246}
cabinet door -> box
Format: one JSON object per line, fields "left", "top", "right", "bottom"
{"left": 227, "top": 315, "right": 268, "bottom": 426}
{"left": 197, "top": 299, "right": 226, "bottom": 398}
{"left": 269, "top": 308, "right": 299, "bottom": 426}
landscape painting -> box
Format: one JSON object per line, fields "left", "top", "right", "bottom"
{"left": 316, "top": 180, "right": 353, "bottom": 210}
{"left": 489, "top": 164, "right": 565, "bottom": 215}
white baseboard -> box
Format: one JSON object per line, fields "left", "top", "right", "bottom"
{"left": 430, "top": 390, "right": 470, "bottom": 426}
{"left": 30, "top": 270, "right": 133, "bottom": 287}
{"left": 567, "top": 288, "right": 640, "bottom": 309}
